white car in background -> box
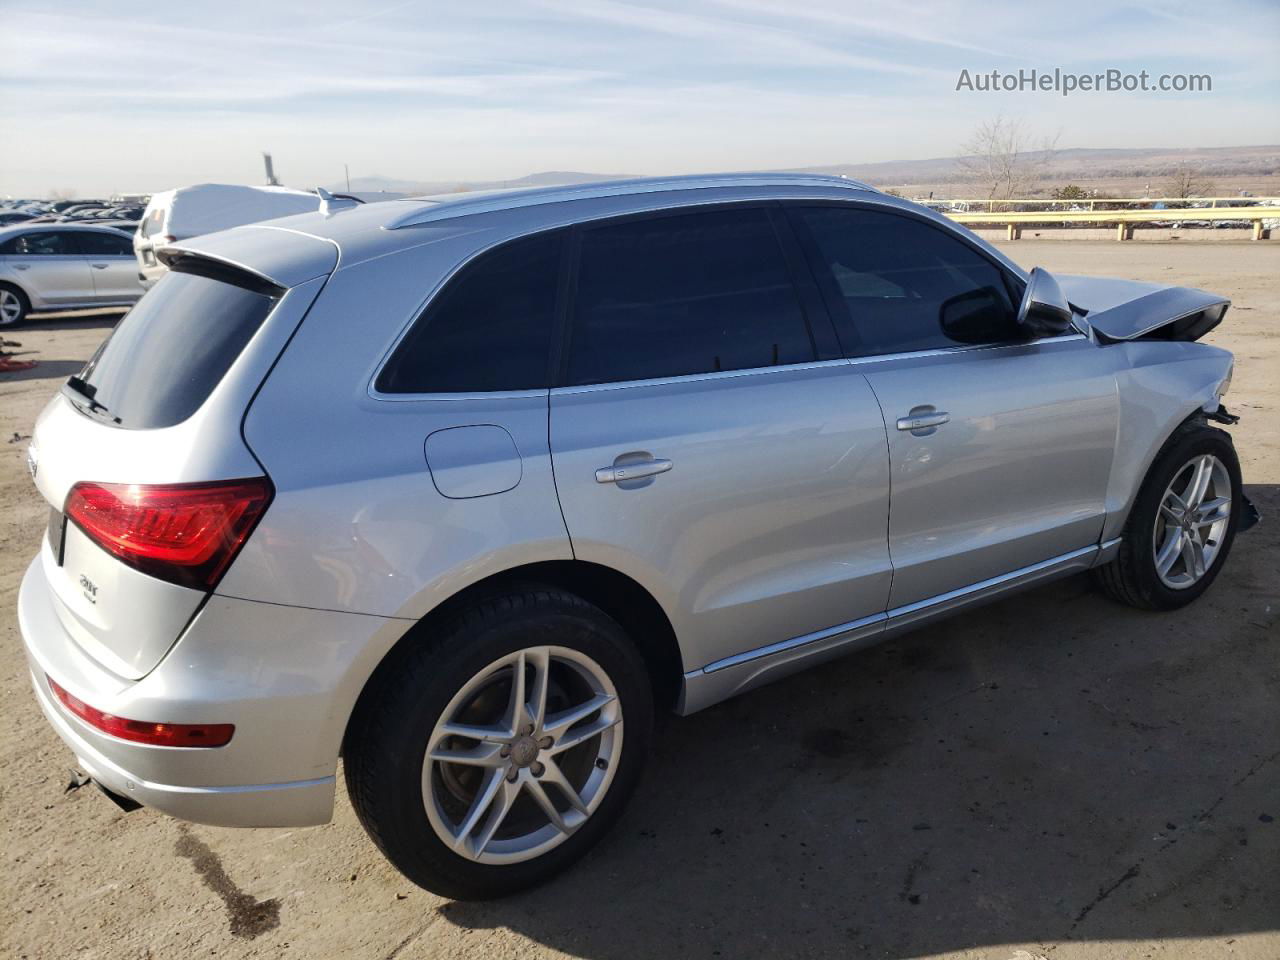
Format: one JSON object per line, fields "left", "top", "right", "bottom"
{"left": 0, "top": 224, "right": 141, "bottom": 326}
{"left": 134, "top": 184, "right": 332, "bottom": 289}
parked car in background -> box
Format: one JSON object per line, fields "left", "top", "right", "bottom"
{"left": 0, "top": 223, "right": 142, "bottom": 325}
{"left": 0, "top": 211, "right": 38, "bottom": 226}
{"left": 18, "top": 174, "right": 1253, "bottom": 900}
{"left": 134, "top": 184, "right": 327, "bottom": 288}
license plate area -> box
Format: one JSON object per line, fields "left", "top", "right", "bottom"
{"left": 47, "top": 507, "right": 65, "bottom": 564}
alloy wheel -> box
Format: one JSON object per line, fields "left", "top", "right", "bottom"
{"left": 423, "top": 646, "right": 623, "bottom": 864}
{"left": 1152, "top": 453, "right": 1232, "bottom": 590}
{"left": 0, "top": 289, "right": 21, "bottom": 325}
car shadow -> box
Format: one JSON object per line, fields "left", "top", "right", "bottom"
{"left": 0, "top": 359, "right": 85, "bottom": 383}
{"left": 439, "top": 483, "right": 1278, "bottom": 958}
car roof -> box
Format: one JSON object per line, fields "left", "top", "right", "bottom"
{"left": 0, "top": 221, "right": 135, "bottom": 239}
{"left": 167, "top": 171, "right": 1026, "bottom": 290}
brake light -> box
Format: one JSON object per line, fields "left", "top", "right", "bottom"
{"left": 48, "top": 676, "right": 234, "bottom": 747}
{"left": 64, "top": 478, "right": 271, "bottom": 590}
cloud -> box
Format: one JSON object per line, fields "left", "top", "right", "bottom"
{"left": 1, "top": 0, "right": 1276, "bottom": 196}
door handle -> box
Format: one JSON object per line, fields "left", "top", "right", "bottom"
{"left": 91, "top": 263, "right": 109, "bottom": 269}
{"left": 14, "top": 264, "right": 29, "bottom": 271}
{"left": 595, "top": 458, "right": 672, "bottom": 484}
{"left": 897, "top": 407, "right": 950, "bottom": 435}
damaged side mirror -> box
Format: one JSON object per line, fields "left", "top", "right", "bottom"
{"left": 1016, "top": 267, "right": 1074, "bottom": 338}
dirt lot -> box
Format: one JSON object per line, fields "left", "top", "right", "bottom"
{"left": 1, "top": 242, "right": 1276, "bottom": 960}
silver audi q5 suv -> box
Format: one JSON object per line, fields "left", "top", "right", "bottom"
{"left": 19, "top": 174, "right": 1253, "bottom": 899}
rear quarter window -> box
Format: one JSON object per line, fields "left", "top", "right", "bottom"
{"left": 376, "top": 229, "right": 566, "bottom": 394}
{"left": 71, "top": 259, "right": 280, "bottom": 429}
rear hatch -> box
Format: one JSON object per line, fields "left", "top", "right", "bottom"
{"left": 28, "top": 244, "right": 333, "bottom": 679}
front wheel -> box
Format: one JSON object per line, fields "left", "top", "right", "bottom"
{"left": 344, "top": 589, "right": 653, "bottom": 900}
{"left": 1095, "top": 419, "right": 1242, "bottom": 610}
{"left": 0, "top": 284, "right": 30, "bottom": 326}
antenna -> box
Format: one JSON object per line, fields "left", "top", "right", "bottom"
{"left": 344, "top": 163, "right": 351, "bottom": 192}
{"left": 263, "top": 152, "right": 280, "bottom": 186}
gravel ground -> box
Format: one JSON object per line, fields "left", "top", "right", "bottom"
{"left": 1, "top": 241, "right": 1276, "bottom": 960}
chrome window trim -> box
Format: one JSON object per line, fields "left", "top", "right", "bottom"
{"left": 842, "top": 332, "right": 1087, "bottom": 369}
{"left": 549, "top": 358, "right": 854, "bottom": 397}
{"left": 367, "top": 193, "right": 1074, "bottom": 402}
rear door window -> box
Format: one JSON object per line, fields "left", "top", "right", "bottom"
{"left": 787, "top": 205, "right": 1023, "bottom": 356}
{"left": 376, "top": 228, "right": 566, "bottom": 394}
{"left": 567, "top": 207, "right": 813, "bottom": 386}
{"left": 71, "top": 260, "right": 280, "bottom": 429}
{"left": 76, "top": 231, "right": 133, "bottom": 256}
{"left": 0, "top": 232, "right": 78, "bottom": 255}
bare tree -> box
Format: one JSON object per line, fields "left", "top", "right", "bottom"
{"left": 1163, "top": 163, "right": 1213, "bottom": 199}
{"left": 956, "top": 116, "right": 1058, "bottom": 203}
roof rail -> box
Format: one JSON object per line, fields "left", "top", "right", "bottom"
{"left": 383, "top": 173, "right": 875, "bottom": 230}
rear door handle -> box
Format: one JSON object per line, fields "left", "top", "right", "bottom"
{"left": 896, "top": 412, "right": 950, "bottom": 431}
{"left": 897, "top": 407, "right": 950, "bottom": 435}
{"left": 91, "top": 263, "right": 109, "bottom": 269}
{"left": 595, "top": 458, "right": 672, "bottom": 484}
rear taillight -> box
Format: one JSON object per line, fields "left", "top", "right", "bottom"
{"left": 48, "top": 676, "right": 234, "bottom": 747}
{"left": 64, "top": 478, "right": 272, "bottom": 591}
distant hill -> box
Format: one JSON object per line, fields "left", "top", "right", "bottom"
{"left": 793, "top": 145, "right": 1280, "bottom": 186}
{"left": 335, "top": 147, "right": 1279, "bottom": 198}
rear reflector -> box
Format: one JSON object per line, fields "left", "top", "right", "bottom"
{"left": 48, "top": 676, "right": 234, "bottom": 748}
{"left": 64, "top": 478, "right": 271, "bottom": 591}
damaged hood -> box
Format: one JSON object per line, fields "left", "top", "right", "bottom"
{"left": 1056, "top": 274, "right": 1230, "bottom": 343}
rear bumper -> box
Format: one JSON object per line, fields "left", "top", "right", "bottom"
{"left": 27, "top": 666, "right": 334, "bottom": 826}
{"left": 18, "top": 553, "right": 410, "bottom": 827}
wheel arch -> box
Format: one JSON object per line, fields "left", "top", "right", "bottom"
{"left": 1101, "top": 346, "right": 1235, "bottom": 542}
{"left": 0, "top": 278, "right": 32, "bottom": 313}
{"left": 343, "top": 559, "right": 685, "bottom": 751}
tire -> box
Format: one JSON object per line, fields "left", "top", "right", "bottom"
{"left": 344, "top": 588, "right": 654, "bottom": 900}
{"left": 1094, "top": 418, "right": 1242, "bottom": 610}
{"left": 0, "top": 283, "right": 29, "bottom": 327}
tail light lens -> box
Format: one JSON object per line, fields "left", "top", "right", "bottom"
{"left": 64, "top": 478, "right": 272, "bottom": 591}
{"left": 48, "top": 676, "right": 234, "bottom": 747}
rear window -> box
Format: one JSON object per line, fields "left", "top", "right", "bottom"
{"left": 70, "top": 260, "right": 280, "bottom": 429}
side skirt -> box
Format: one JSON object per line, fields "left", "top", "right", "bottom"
{"left": 677, "top": 541, "right": 1118, "bottom": 715}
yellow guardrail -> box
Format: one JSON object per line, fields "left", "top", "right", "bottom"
{"left": 943, "top": 205, "right": 1280, "bottom": 240}
{"left": 952, "top": 197, "right": 1278, "bottom": 211}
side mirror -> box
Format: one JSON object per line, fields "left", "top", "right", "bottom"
{"left": 1016, "top": 267, "right": 1074, "bottom": 338}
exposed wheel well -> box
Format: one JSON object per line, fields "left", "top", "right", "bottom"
{"left": 369, "top": 561, "right": 684, "bottom": 715}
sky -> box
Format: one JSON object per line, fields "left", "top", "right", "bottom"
{"left": 1, "top": 0, "right": 1278, "bottom": 197}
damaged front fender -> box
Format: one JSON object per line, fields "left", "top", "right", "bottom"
{"left": 1057, "top": 275, "right": 1230, "bottom": 343}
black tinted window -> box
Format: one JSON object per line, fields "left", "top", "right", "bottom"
{"left": 377, "top": 230, "right": 565, "bottom": 393}
{"left": 74, "top": 262, "right": 279, "bottom": 429}
{"left": 568, "top": 207, "right": 811, "bottom": 385}
{"left": 1, "top": 232, "right": 75, "bottom": 255}
{"left": 76, "top": 231, "right": 133, "bottom": 256}
{"left": 790, "top": 206, "right": 1021, "bottom": 356}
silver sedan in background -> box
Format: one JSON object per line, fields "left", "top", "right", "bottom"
{"left": 0, "top": 223, "right": 142, "bottom": 325}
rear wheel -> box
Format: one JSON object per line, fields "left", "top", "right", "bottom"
{"left": 344, "top": 589, "right": 653, "bottom": 900}
{"left": 1095, "top": 419, "right": 1241, "bottom": 610}
{"left": 0, "top": 284, "right": 29, "bottom": 326}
